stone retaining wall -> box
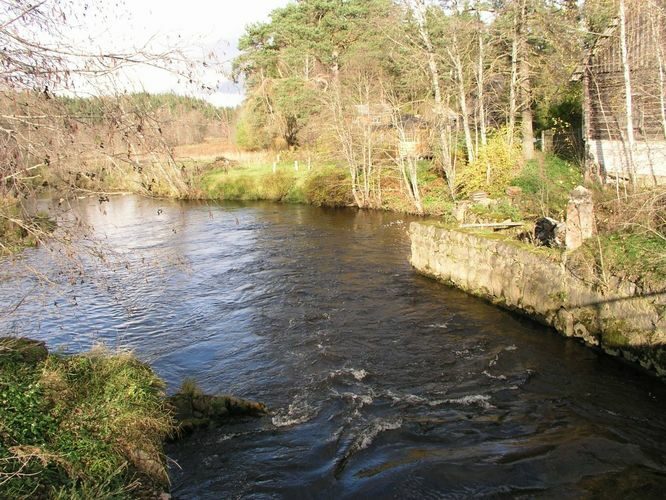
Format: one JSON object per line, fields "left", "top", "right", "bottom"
{"left": 409, "top": 222, "right": 666, "bottom": 376}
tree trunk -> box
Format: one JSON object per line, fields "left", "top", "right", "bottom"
{"left": 413, "top": 0, "right": 455, "bottom": 199}
{"left": 650, "top": 3, "right": 666, "bottom": 140}
{"left": 619, "top": 0, "right": 636, "bottom": 186}
{"left": 509, "top": 0, "right": 534, "bottom": 161}
{"left": 477, "top": 27, "right": 487, "bottom": 150}
{"left": 391, "top": 106, "right": 423, "bottom": 214}
{"left": 508, "top": 9, "right": 519, "bottom": 146}
{"left": 520, "top": 55, "right": 535, "bottom": 160}
{"left": 476, "top": 8, "right": 489, "bottom": 183}
{"left": 450, "top": 35, "right": 475, "bottom": 164}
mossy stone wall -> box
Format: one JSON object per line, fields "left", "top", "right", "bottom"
{"left": 409, "top": 222, "right": 666, "bottom": 376}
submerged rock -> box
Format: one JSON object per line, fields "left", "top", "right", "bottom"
{"left": 0, "top": 337, "right": 48, "bottom": 364}
{"left": 167, "top": 380, "right": 268, "bottom": 439}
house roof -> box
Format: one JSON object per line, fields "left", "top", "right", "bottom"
{"left": 571, "top": 18, "right": 620, "bottom": 81}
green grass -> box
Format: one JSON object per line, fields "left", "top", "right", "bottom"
{"left": 570, "top": 231, "right": 666, "bottom": 288}
{"left": 469, "top": 200, "right": 522, "bottom": 223}
{"left": 0, "top": 342, "right": 173, "bottom": 498}
{"left": 201, "top": 163, "right": 304, "bottom": 201}
{"left": 511, "top": 155, "right": 583, "bottom": 218}
{"left": 200, "top": 162, "right": 353, "bottom": 207}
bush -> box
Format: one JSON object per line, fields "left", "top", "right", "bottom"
{"left": 258, "top": 171, "right": 297, "bottom": 201}
{"left": 456, "top": 128, "right": 522, "bottom": 198}
{"left": 303, "top": 168, "right": 353, "bottom": 207}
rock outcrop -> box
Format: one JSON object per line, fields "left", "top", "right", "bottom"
{"left": 0, "top": 337, "right": 48, "bottom": 364}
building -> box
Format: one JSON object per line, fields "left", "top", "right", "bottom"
{"left": 572, "top": 0, "right": 666, "bottom": 185}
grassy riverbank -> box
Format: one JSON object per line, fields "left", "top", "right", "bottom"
{"left": 200, "top": 161, "right": 354, "bottom": 207}
{"left": 198, "top": 154, "right": 582, "bottom": 217}
{"left": 0, "top": 339, "right": 172, "bottom": 498}
{"left": 0, "top": 200, "right": 55, "bottom": 256}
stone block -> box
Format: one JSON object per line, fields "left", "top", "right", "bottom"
{"left": 566, "top": 186, "right": 594, "bottom": 250}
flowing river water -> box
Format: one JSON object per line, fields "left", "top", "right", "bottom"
{"left": 1, "top": 196, "right": 666, "bottom": 498}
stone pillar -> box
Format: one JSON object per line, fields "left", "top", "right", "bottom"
{"left": 565, "top": 185, "right": 594, "bottom": 250}
{"left": 542, "top": 129, "right": 554, "bottom": 153}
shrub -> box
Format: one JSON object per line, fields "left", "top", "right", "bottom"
{"left": 303, "top": 168, "right": 353, "bottom": 207}
{"left": 456, "top": 128, "right": 522, "bottom": 198}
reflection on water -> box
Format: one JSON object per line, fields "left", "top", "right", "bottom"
{"left": 1, "top": 195, "right": 665, "bottom": 498}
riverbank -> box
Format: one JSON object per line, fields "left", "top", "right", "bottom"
{"left": 0, "top": 338, "right": 172, "bottom": 497}
{"left": 0, "top": 199, "right": 55, "bottom": 256}
{"left": 0, "top": 337, "right": 269, "bottom": 498}
{"left": 409, "top": 223, "right": 666, "bottom": 377}
{"left": 195, "top": 152, "right": 581, "bottom": 218}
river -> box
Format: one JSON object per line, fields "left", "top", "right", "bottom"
{"left": 1, "top": 195, "right": 665, "bottom": 498}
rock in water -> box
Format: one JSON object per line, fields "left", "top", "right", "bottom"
{"left": 167, "top": 384, "right": 268, "bottom": 440}
{"left": 0, "top": 337, "right": 48, "bottom": 364}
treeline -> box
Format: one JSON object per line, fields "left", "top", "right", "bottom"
{"left": 0, "top": 90, "right": 235, "bottom": 202}
{"left": 233, "top": 0, "right": 617, "bottom": 211}
{"left": 60, "top": 93, "right": 234, "bottom": 149}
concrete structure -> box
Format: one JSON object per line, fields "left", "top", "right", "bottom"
{"left": 409, "top": 222, "right": 666, "bottom": 376}
{"left": 565, "top": 186, "right": 595, "bottom": 250}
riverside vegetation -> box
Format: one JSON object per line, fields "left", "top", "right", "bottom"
{"left": 0, "top": 338, "right": 268, "bottom": 498}
{"left": 0, "top": 338, "right": 172, "bottom": 497}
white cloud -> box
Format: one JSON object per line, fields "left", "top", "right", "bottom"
{"left": 59, "top": 0, "right": 290, "bottom": 106}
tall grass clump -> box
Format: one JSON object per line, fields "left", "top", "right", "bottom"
{"left": 0, "top": 343, "right": 173, "bottom": 498}
{"left": 200, "top": 164, "right": 300, "bottom": 201}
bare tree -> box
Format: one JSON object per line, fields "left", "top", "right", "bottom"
{"left": 618, "top": 0, "right": 636, "bottom": 186}
{"left": 409, "top": 0, "right": 457, "bottom": 198}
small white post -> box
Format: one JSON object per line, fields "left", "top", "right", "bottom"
{"left": 294, "top": 160, "right": 299, "bottom": 172}
{"left": 272, "top": 162, "right": 277, "bottom": 173}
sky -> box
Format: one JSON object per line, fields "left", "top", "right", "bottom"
{"left": 65, "top": 0, "right": 291, "bottom": 107}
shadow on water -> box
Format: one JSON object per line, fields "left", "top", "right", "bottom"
{"left": 1, "top": 196, "right": 665, "bottom": 498}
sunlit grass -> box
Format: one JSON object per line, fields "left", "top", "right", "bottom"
{"left": 0, "top": 343, "right": 173, "bottom": 498}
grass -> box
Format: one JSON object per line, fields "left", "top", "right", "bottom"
{"left": 0, "top": 200, "right": 55, "bottom": 255}
{"left": 0, "top": 341, "right": 173, "bottom": 498}
{"left": 200, "top": 162, "right": 353, "bottom": 207}
{"left": 468, "top": 200, "right": 522, "bottom": 223}
{"left": 569, "top": 231, "right": 666, "bottom": 289}
{"left": 511, "top": 154, "right": 583, "bottom": 219}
